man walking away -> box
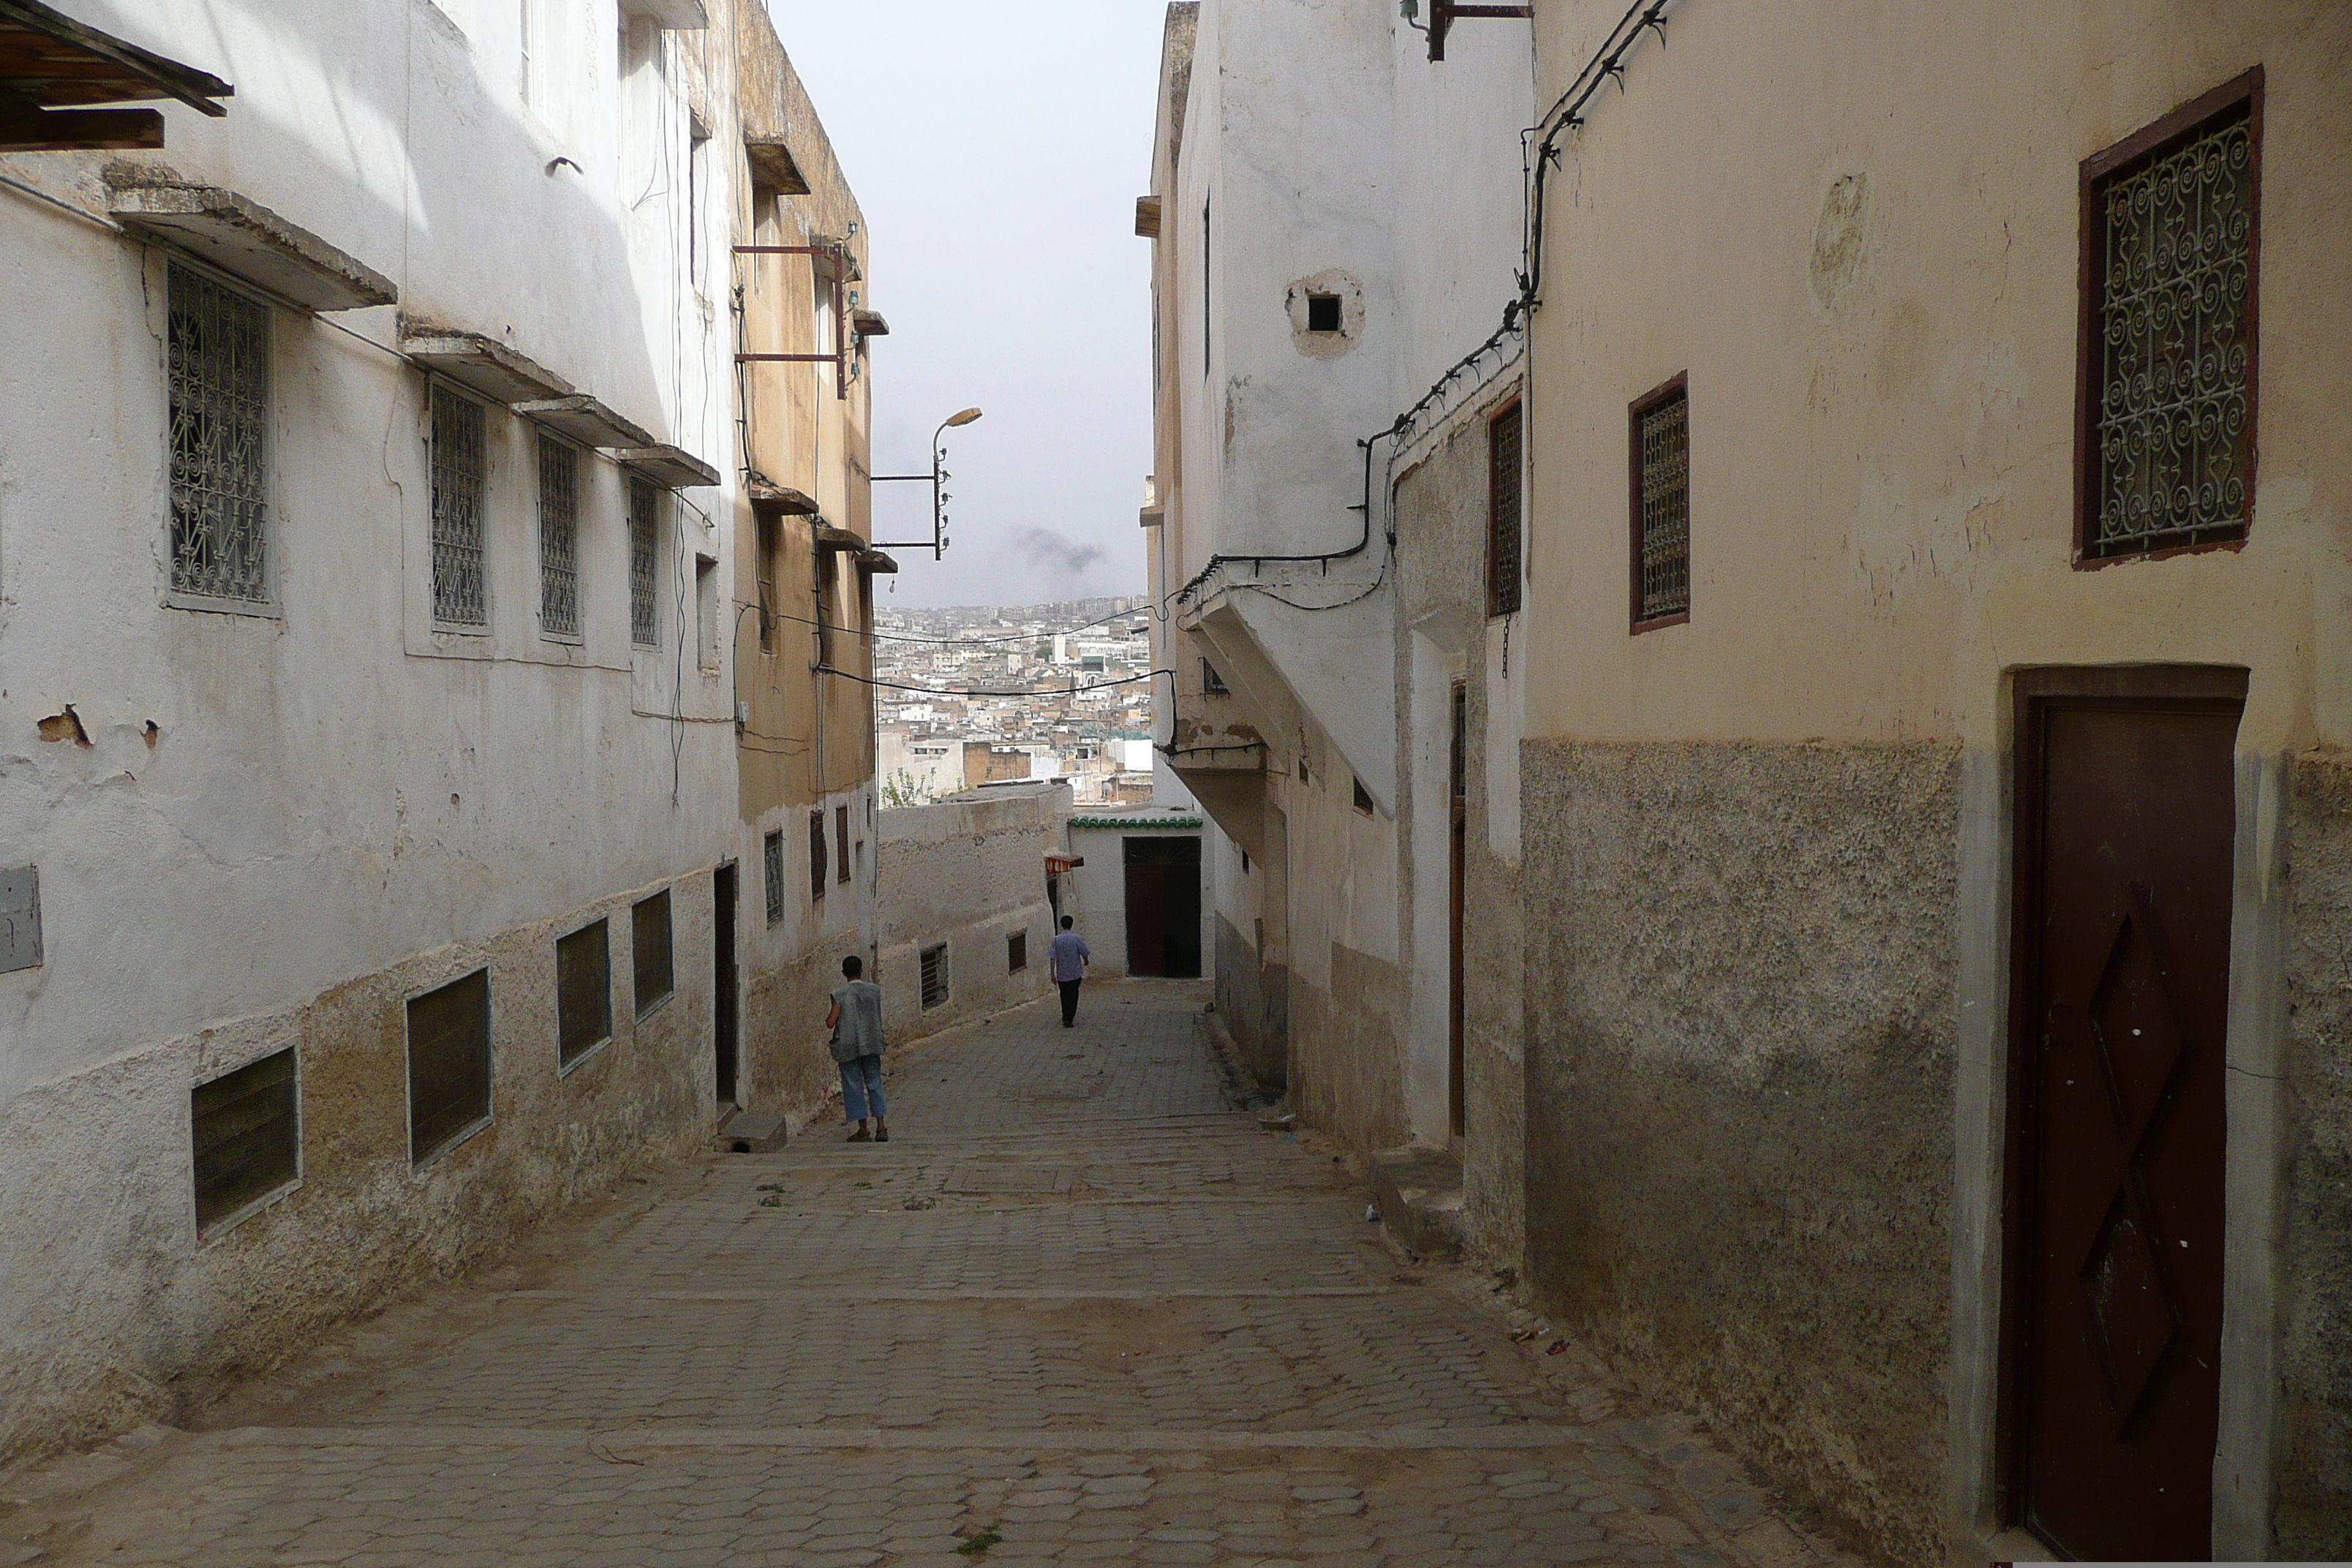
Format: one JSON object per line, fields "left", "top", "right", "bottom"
{"left": 826, "top": 954, "right": 889, "bottom": 1142}
{"left": 1049, "top": 915, "right": 1090, "bottom": 1028}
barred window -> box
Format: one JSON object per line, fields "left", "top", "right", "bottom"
{"left": 920, "top": 942, "right": 950, "bottom": 1010}
{"left": 1631, "top": 376, "right": 1689, "bottom": 629}
{"left": 763, "top": 829, "right": 785, "bottom": 926}
{"left": 167, "top": 265, "right": 271, "bottom": 606}
{"left": 556, "top": 918, "right": 610, "bottom": 1069}
{"left": 1488, "top": 401, "right": 1522, "bottom": 618}
{"left": 628, "top": 478, "right": 660, "bottom": 647}
{"left": 633, "top": 889, "right": 674, "bottom": 1018}
{"left": 431, "top": 388, "right": 488, "bottom": 627}
{"left": 2081, "top": 74, "right": 2260, "bottom": 562}
{"left": 537, "top": 435, "right": 581, "bottom": 638}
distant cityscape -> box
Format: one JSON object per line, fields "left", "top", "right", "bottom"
{"left": 872, "top": 595, "right": 1159, "bottom": 807}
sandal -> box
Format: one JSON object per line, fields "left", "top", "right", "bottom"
{"left": 846, "top": 1127, "right": 872, "bottom": 1142}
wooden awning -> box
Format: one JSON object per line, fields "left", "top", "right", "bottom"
{"left": 0, "top": 0, "right": 230, "bottom": 151}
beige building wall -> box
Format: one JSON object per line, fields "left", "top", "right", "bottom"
{"left": 730, "top": 4, "right": 883, "bottom": 1123}
{"left": 1518, "top": 2, "right": 2351, "bottom": 1561}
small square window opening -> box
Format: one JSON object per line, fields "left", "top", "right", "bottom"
{"left": 1007, "top": 930, "right": 1028, "bottom": 973}
{"left": 1352, "top": 777, "right": 1376, "bottom": 816}
{"left": 1306, "top": 293, "right": 1342, "bottom": 333}
{"left": 1202, "top": 659, "right": 1229, "bottom": 696}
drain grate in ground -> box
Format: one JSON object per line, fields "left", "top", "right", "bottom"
{"left": 941, "top": 1166, "right": 1074, "bottom": 1196}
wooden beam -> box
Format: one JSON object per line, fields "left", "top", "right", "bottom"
{"left": 0, "top": 102, "right": 160, "bottom": 148}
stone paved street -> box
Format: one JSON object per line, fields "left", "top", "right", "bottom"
{"left": 0, "top": 981, "right": 1852, "bottom": 1568}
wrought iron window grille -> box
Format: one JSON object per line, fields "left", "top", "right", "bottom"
{"left": 1488, "top": 400, "right": 1523, "bottom": 619}
{"left": 537, "top": 435, "right": 581, "bottom": 639}
{"left": 430, "top": 388, "right": 489, "bottom": 628}
{"left": 2079, "top": 72, "right": 2261, "bottom": 563}
{"left": 167, "top": 264, "right": 271, "bottom": 607}
{"left": 628, "top": 478, "right": 660, "bottom": 647}
{"left": 763, "top": 830, "right": 786, "bottom": 926}
{"left": 1630, "top": 375, "right": 1689, "bottom": 630}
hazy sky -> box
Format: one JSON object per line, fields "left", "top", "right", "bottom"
{"left": 766, "top": 1, "right": 1166, "bottom": 610}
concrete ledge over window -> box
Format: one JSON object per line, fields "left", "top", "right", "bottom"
{"left": 619, "top": 0, "right": 707, "bottom": 30}
{"left": 852, "top": 309, "right": 889, "bottom": 339}
{"left": 401, "top": 320, "right": 573, "bottom": 403}
{"left": 513, "top": 395, "right": 656, "bottom": 451}
{"left": 613, "top": 445, "right": 721, "bottom": 489}
{"left": 747, "top": 473, "right": 818, "bottom": 514}
{"left": 745, "top": 137, "right": 808, "bottom": 197}
{"left": 105, "top": 170, "right": 394, "bottom": 311}
{"left": 859, "top": 550, "right": 899, "bottom": 576}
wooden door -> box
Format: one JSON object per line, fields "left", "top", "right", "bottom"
{"left": 2005, "top": 668, "right": 2243, "bottom": 1560}
{"left": 1449, "top": 682, "right": 1467, "bottom": 1139}
{"left": 712, "top": 863, "right": 739, "bottom": 1107}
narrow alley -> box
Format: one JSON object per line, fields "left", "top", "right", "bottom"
{"left": 1, "top": 983, "right": 1835, "bottom": 1568}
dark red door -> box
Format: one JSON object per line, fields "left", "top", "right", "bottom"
{"left": 2007, "top": 670, "right": 2242, "bottom": 1561}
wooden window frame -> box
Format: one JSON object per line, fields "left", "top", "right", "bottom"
{"left": 1629, "top": 372, "right": 1690, "bottom": 634}
{"left": 1487, "top": 398, "right": 1523, "bottom": 619}
{"left": 2073, "top": 67, "right": 2264, "bottom": 570}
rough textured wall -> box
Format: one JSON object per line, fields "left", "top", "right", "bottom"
{"left": 876, "top": 788, "right": 1066, "bottom": 1044}
{"left": 0, "top": 875, "right": 710, "bottom": 1466}
{"left": 1462, "top": 668, "right": 1524, "bottom": 1264}
{"left": 1215, "top": 916, "right": 1288, "bottom": 1088}
{"left": 1288, "top": 945, "right": 1409, "bottom": 1153}
{"left": 1392, "top": 396, "right": 1526, "bottom": 1262}
{"left": 1522, "top": 739, "right": 1959, "bottom": 1568}
{"left": 2277, "top": 750, "right": 2352, "bottom": 1558}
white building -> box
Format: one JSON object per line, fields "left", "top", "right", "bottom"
{"left": 1142, "top": 0, "right": 1531, "bottom": 1192}
{"left": 0, "top": 0, "right": 882, "bottom": 1463}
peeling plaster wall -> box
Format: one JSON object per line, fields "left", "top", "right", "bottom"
{"left": 1523, "top": 739, "right": 1959, "bottom": 1568}
{"left": 1392, "top": 402, "right": 1527, "bottom": 1262}
{"left": 1521, "top": 3, "right": 2351, "bottom": 1558}
{"left": 875, "top": 787, "right": 1068, "bottom": 1046}
{"left": 0, "top": 872, "right": 712, "bottom": 1461}
{"left": 0, "top": 0, "right": 878, "bottom": 1464}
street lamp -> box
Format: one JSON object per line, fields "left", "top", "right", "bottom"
{"left": 872, "top": 407, "right": 984, "bottom": 560}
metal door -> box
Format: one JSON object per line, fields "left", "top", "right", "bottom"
{"left": 713, "top": 863, "right": 739, "bottom": 1107}
{"left": 2005, "top": 668, "right": 2242, "bottom": 1560}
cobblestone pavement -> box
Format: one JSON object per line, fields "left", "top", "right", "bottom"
{"left": 0, "top": 981, "right": 1857, "bottom": 1568}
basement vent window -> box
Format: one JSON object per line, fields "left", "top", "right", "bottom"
{"left": 628, "top": 478, "right": 661, "bottom": 647}
{"left": 1305, "top": 293, "right": 1342, "bottom": 333}
{"left": 538, "top": 434, "right": 581, "bottom": 639}
{"left": 431, "top": 386, "right": 489, "bottom": 629}
{"left": 809, "top": 810, "right": 829, "bottom": 901}
{"left": 557, "top": 918, "right": 611, "bottom": 1070}
{"left": 633, "top": 889, "right": 674, "bottom": 1019}
{"left": 192, "top": 1045, "right": 300, "bottom": 1234}
{"left": 1632, "top": 374, "right": 1691, "bottom": 630}
{"left": 1202, "top": 659, "right": 1229, "bottom": 696}
{"left": 1008, "top": 930, "right": 1028, "bottom": 973}
{"left": 407, "top": 970, "right": 491, "bottom": 1165}
{"left": 920, "top": 943, "right": 951, "bottom": 1011}
{"left": 763, "top": 829, "right": 785, "bottom": 926}
{"left": 1353, "top": 777, "right": 1376, "bottom": 816}
{"left": 167, "top": 263, "right": 272, "bottom": 608}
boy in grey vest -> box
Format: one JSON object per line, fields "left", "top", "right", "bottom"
{"left": 826, "top": 954, "right": 888, "bottom": 1142}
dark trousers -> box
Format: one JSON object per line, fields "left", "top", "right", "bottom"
{"left": 1058, "top": 979, "right": 1082, "bottom": 1025}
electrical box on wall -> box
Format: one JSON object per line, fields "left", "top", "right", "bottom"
{"left": 0, "top": 867, "right": 41, "bottom": 973}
